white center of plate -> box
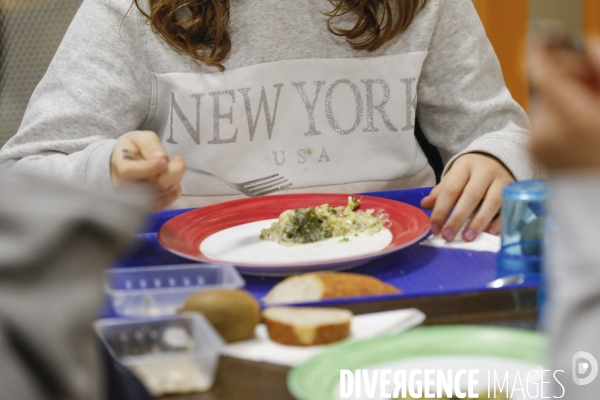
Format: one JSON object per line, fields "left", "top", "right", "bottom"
{"left": 200, "top": 219, "right": 393, "bottom": 265}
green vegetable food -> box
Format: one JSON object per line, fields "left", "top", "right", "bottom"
{"left": 260, "top": 196, "right": 387, "bottom": 245}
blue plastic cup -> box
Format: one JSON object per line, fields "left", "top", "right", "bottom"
{"left": 497, "top": 180, "right": 549, "bottom": 278}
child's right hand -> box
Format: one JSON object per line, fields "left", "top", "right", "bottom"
{"left": 111, "top": 130, "right": 185, "bottom": 210}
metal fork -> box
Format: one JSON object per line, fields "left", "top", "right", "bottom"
{"left": 122, "top": 149, "right": 292, "bottom": 197}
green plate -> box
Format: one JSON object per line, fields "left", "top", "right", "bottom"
{"left": 287, "top": 326, "right": 547, "bottom": 400}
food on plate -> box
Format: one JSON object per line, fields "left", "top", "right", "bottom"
{"left": 263, "top": 271, "right": 400, "bottom": 305}
{"left": 130, "top": 358, "right": 213, "bottom": 396}
{"left": 260, "top": 196, "right": 387, "bottom": 245}
{"left": 180, "top": 289, "right": 260, "bottom": 342}
{"left": 263, "top": 306, "right": 352, "bottom": 346}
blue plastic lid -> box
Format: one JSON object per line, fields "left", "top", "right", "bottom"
{"left": 503, "top": 179, "right": 549, "bottom": 201}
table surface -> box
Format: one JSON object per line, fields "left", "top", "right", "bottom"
{"left": 105, "top": 188, "right": 541, "bottom": 400}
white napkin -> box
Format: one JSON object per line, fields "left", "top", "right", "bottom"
{"left": 221, "top": 308, "right": 425, "bottom": 367}
{"left": 419, "top": 227, "right": 501, "bottom": 253}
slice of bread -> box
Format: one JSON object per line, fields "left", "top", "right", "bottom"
{"left": 263, "top": 307, "right": 352, "bottom": 346}
{"left": 263, "top": 272, "right": 400, "bottom": 305}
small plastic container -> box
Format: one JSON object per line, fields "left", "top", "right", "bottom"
{"left": 95, "top": 313, "right": 224, "bottom": 397}
{"left": 104, "top": 264, "right": 244, "bottom": 317}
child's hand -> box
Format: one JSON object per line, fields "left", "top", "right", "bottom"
{"left": 529, "top": 38, "right": 600, "bottom": 170}
{"left": 111, "top": 130, "right": 185, "bottom": 210}
{"left": 420, "top": 153, "right": 514, "bottom": 242}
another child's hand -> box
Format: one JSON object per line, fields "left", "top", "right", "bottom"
{"left": 420, "top": 153, "right": 514, "bottom": 242}
{"left": 529, "top": 38, "right": 600, "bottom": 170}
{"left": 111, "top": 130, "right": 185, "bottom": 210}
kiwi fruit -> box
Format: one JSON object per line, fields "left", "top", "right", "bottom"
{"left": 180, "top": 289, "right": 260, "bottom": 343}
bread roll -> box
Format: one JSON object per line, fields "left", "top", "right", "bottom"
{"left": 263, "top": 272, "right": 400, "bottom": 305}
{"left": 263, "top": 307, "right": 352, "bottom": 346}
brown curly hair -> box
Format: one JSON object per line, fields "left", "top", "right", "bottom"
{"left": 132, "top": 0, "right": 428, "bottom": 71}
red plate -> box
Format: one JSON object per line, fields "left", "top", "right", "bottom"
{"left": 158, "top": 194, "right": 431, "bottom": 275}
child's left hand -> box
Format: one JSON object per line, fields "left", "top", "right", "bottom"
{"left": 420, "top": 153, "right": 514, "bottom": 242}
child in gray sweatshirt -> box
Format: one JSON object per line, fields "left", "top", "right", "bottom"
{"left": 0, "top": 0, "right": 542, "bottom": 242}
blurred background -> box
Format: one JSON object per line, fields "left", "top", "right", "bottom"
{"left": 0, "top": 0, "right": 586, "bottom": 148}
{"left": 530, "top": 0, "right": 582, "bottom": 34}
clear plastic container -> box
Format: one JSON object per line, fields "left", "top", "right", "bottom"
{"left": 95, "top": 313, "right": 224, "bottom": 396}
{"left": 104, "top": 264, "right": 244, "bottom": 317}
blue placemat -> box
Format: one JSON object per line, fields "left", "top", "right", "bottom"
{"left": 102, "top": 187, "right": 538, "bottom": 316}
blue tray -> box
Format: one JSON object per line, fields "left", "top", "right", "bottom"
{"left": 102, "top": 187, "right": 538, "bottom": 316}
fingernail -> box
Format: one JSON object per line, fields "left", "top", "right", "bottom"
{"left": 463, "top": 229, "right": 477, "bottom": 242}
{"left": 152, "top": 150, "right": 167, "bottom": 158}
{"left": 430, "top": 223, "right": 441, "bottom": 235}
{"left": 442, "top": 227, "right": 455, "bottom": 241}
{"left": 488, "top": 227, "right": 500, "bottom": 236}
{"left": 157, "top": 158, "right": 168, "bottom": 168}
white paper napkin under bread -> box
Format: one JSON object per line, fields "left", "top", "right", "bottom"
{"left": 221, "top": 308, "right": 425, "bottom": 367}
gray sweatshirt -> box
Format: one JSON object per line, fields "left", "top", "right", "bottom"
{"left": 0, "top": 0, "right": 542, "bottom": 207}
